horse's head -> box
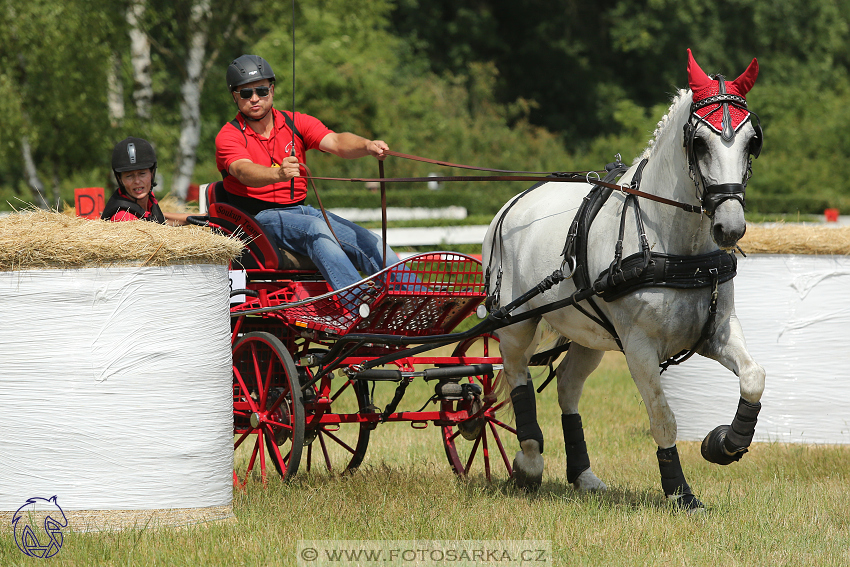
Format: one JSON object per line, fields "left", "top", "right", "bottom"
{"left": 684, "top": 49, "right": 762, "bottom": 249}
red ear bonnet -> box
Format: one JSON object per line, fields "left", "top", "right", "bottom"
{"left": 687, "top": 48, "right": 758, "bottom": 133}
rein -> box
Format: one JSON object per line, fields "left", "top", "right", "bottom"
{"left": 303, "top": 150, "right": 704, "bottom": 215}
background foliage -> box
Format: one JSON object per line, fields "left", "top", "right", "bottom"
{"left": 1, "top": 0, "right": 849, "bottom": 214}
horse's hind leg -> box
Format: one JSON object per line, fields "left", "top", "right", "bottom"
{"left": 497, "top": 318, "right": 545, "bottom": 490}
{"left": 556, "top": 343, "right": 607, "bottom": 491}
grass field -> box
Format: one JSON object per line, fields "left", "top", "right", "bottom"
{"left": 3, "top": 352, "right": 849, "bottom": 566}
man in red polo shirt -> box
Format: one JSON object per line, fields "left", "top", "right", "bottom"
{"left": 214, "top": 54, "right": 402, "bottom": 290}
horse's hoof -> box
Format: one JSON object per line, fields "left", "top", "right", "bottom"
{"left": 701, "top": 425, "right": 744, "bottom": 465}
{"left": 511, "top": 453, "right": 543, "bottom": 491}
{"left": 572, "top": 469, "right": 608, "bottom": 492}
{"left": 668, "top": 492, "right": 705, "bottom": 513}
{"left": 511, "top": 466, "right": 542, "bottom": 492}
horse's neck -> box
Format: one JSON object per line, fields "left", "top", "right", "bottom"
{"left": 631, "top": 97, "right": 714, "bottom": 256}
{"left": 637, "top": 162, "right": 713, "bottom": 256}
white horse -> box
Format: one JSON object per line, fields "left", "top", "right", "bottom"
{"left": 483, "top": 50, "right": 765, "bottom": 510}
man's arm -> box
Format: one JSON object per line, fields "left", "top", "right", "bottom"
{"left": 319, "top": 132, "right": 389, "bottom": 160}
{"left": 163, "top": 211, "right": 192, "bottom": 226}
{"left": 227, "top": 156, "right": 300, "bottom": 187}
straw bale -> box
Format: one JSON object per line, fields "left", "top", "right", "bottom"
{"left": 0, "top": 504, "right": 234, "bottom": 532}
{"left": 0, "top": 210, "right": 243, "bottom": 271}
{"left": 739, "top": 224, "right": 850, "bottom": 256}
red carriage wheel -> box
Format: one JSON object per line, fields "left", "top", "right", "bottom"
{"left": 232, "top": 332, "right": 304, "bottom": 485}
{"left": 302, "top": 373, "right": 372, "bottom": 475}
{"left": 441, "top": 334, "right": 515, "bottom": 481}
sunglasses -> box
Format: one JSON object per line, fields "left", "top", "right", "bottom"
{"left": 237, "top": 86, "right": 271, "bottom": 99}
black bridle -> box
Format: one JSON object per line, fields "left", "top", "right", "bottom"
{"left": 682, "top": 75, "right": 764, "bottom": 217}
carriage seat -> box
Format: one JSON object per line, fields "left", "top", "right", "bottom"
{"left": 204, "top": 182, "right": 319, "bottom": 272}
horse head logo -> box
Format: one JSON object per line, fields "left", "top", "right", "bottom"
{"left": 12, "top": 496, "right": 68, "bottom": 558}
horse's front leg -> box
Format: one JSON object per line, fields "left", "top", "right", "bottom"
{"left": 698, "top": 312, "right": 766, "bottom": 465}
{"left": 497, "top": 318, "right": 545, "bottom": 490}
{"left": 555, "top": 343, "right": 607, "bottom": 491}
{"left": 625, "top": 345, "right": 704, "bottom": 510}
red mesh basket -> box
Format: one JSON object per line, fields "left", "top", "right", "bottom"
{"left": 230, "top": 253, "right": 486, "bottom": 336}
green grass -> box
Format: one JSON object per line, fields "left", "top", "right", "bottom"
{"left": 3, "top": 353, "right": 849, "bottom": 566}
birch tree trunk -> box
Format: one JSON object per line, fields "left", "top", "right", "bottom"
{"left": 171, "top": 0, "right": 211, "bottom": 202}
{"left": 126, "top": 0, "right": 152, "bottom": 120}
{"left": 21, "top": 135, "right": 49, "bottom": 209}
{"left": 107, "top": 51, "right": 125, "bottom": 127}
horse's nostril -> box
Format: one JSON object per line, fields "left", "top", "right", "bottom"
{"left": 713, "top": 222, "right": 745, "bottom": 248}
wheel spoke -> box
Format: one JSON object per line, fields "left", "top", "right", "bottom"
{"left": 258, "top": 428, "right": 267, "bottom": 485}
{"left": 250, "top": 342, "right": 265, "bottom": 405}
{"left": 482, "top": 426, "right": 491, "bottom": 482}
{"left": 233, "top": 367, "right": 259, "bottom": 414}
{"left": 263, "top": 424, "right": 287, "bottom": 479}
{"left": 329, "top": 379, "right": 352, "bottom": 403}
{"left": 491, "top": 418, "right": 517, "bottom": 435}
{"left": 318, "top": 432, "right": 332, "bottom": 471}
{"left": 234, "top": 430, "right": 252, "bottom": 450}
{"left": 321, "top": 428, "right": 357, "bottom": 455}
{"left": 264, "top": 419, "right": 294, "bottom": 431}
{"left": 489, "top": 420, "right": 513, "bottom": 475}
{"left": 464, "top": 434, "right": 482, "bottom": 474}
{"left": 261, "top": 355, "right": 275, "bottom": 407}
{"left": 245, "top": 435, "right": 260, "bottom": 478}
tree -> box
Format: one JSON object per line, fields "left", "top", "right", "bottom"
{"left": 0, "top": 0, "right": 117, "bottom": 209}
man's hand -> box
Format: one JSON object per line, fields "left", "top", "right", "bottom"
{"left": 366, "top": 139, "right": 390, "bottom": 160}
{"left": 280, "top": 155, "right": 300, "bottom": 180}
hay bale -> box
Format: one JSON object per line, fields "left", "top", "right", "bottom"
{"left": 740, "top": 224, "right": 850, "bottom": 255}
{"left": 0, "top": 210, "right": 241, "bottom": 530}
{"left": 0, "top": 210, "right": 243, "bottom": 270}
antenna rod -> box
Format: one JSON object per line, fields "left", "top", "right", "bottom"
{"left": 290, "top": 0, "right": 296, "bottom": 198}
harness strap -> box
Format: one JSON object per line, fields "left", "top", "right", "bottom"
{"left": 221, "top": 111, "right": 304, "bottom": 181}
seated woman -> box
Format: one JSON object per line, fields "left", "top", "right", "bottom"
{"left": 102, "top": 137, "right": 191, "bottom": 226}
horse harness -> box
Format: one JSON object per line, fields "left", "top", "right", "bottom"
{"left": 485, "top": 146, "right": 744, "bottom": 370}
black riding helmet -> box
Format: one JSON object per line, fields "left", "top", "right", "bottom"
{"left": 226, "top": 54, "right": 276, "bottom": 92}
{"left": 111, "top": 137, "right": 157, "bottom": 192}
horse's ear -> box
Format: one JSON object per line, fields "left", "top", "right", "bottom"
{"left": 687, "top": 48, "right": 713, "bottom": 92}
{"left": 731, "top": 57, "right": 759, "bottom": 95}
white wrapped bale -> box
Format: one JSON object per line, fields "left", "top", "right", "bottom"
{"left": 0, "top": 212, "right": 242, "bottom": 530}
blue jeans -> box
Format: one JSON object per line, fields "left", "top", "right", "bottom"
{"left": 255, "top": 205, "right": 402, "bottom": 290}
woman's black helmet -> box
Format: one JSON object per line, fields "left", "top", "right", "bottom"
{"left": 111, "top": 137, "right": 157, "bottom": 189}
{"left": 227, "top": 55, "right": 275, "bottom": 91}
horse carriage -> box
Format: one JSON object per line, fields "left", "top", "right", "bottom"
{"left": 194, "top": 50, "right": 767, "bottom": 510}
{"left": 199, "top": 180, "right": 524, "bottom": 486}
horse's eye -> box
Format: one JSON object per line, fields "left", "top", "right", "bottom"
{"left": 693, "top": 137, "right": 709, "bottom": 155}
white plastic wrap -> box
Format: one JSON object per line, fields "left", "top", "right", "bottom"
{"left": 0, "top": 265, "right": 233, "bottom": 510}
{"left": 662, "top": 254, "right": 850, "bottom": 444}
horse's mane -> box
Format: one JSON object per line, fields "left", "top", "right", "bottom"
{"left": 637, "top": 88, "right": 691, "bottom": 162}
